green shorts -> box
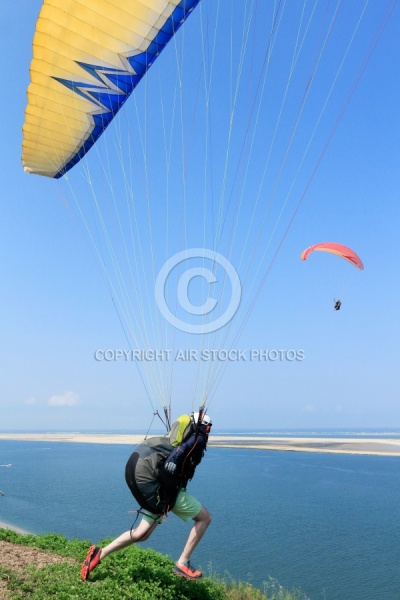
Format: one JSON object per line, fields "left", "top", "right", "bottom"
{"left": 142, "top": 489, "right": 202, "bottom": 524}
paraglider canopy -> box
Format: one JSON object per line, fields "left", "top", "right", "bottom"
{"left": 300, "top": 243, "right": 364, "bottom": 270}
{"left": 22, "top": 0, "right": 200, "bottom": 179}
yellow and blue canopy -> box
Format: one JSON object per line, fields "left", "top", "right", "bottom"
{"left": 22, "top": 0, "right": 199, "bottom": 179}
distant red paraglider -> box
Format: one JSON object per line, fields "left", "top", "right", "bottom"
{"left": 300, "top": 242, "right": 364, "bottom": 270}
{"left": 301, "top": 242, "right": 364, "bottom": 311}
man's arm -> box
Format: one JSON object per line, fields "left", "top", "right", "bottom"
{"left": 164, "top": 428, "right": 208, "bottom": 477}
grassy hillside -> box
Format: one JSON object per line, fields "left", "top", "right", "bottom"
{"left": 0, "top": 529, "right": 308, "bottom": 599}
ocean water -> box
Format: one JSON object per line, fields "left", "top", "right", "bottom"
{"left": 0, "top": 439, "right": 399, "bottom": 600}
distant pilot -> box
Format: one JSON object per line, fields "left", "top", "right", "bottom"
{"left": 334, "top": 299, "right": 342, "bottom": 311}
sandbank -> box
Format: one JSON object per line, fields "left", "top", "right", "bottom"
{"left": 0, "top": 433, "right": 399, "bottom": 456}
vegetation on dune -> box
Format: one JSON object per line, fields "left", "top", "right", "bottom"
{"left": 0, "top": 529, "right": 308, "bottom": 599}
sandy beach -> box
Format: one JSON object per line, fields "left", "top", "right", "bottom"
{"left": 0, "top": 432, "right": 400, "bottom": 456}
{"left": 0, "top": 520, "right": 29, "bottom": 534}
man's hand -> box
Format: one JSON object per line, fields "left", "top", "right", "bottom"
{"left": 164, "top": 461, "right": 177, "bottom": 474}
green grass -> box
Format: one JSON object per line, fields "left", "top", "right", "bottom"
{"left": 0, "top": 529, "right": 309, "bottom": 599}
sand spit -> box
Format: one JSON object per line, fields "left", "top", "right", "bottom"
{"left": 0, "top": 433, "right": 400, "bottom": 456}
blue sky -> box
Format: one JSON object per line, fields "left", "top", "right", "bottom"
{"left": 1, "top": 1, "right": 399, "bottom": 432}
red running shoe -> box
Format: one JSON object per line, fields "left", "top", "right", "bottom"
{"left": 174, "top": 560, "right": 203, "bottom": 580}
{"left": 81, "top": 545, "right": 101, "bottom": 580}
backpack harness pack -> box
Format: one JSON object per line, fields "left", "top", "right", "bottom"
{"left": 125, "top": 414, "right": 209, "bottom": 518}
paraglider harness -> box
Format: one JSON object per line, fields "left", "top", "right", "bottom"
{"left": 125, "top": 412, "right": 211, "bottom": 528}
{"left": 334, "top": 299, "right": 342, "bottom": 311}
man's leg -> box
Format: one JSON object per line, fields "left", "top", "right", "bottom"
{"left": 81, "top": 517, "right": 159, "bottom": 580}
{"left": 173, "top": 506, "right": 211, "bottom": 579}
{"left": 101, "top": 518, "right": 158, "bottom": 560}
{"left": 177, "top": 506, "right": 211, "bottom": 564}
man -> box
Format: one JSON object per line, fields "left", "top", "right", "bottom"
{"left": 81, "top": 412, "right": 212, "bottom": 581}
{"left": 334, "top": 299, "right": 342, "bottom": 311}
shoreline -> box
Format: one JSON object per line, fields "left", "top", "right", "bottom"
{"left": 0, "top": 520, "right": 30, "bottom": 535}
{"left": 1, "top": 432, "right": 400, "bottom": 456}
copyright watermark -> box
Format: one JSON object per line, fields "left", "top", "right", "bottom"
{"left": 155, "top": 248, "right": 241, "bottom": 334}
{"left": 94, "top": 348, "right": 305, "bottom": 362}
